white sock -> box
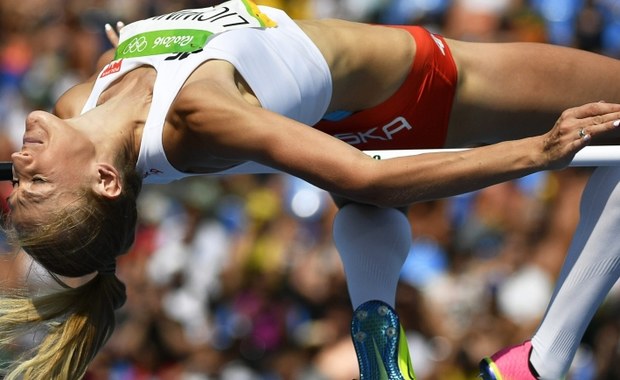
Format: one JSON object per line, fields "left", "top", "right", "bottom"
{"left": 332, "top": 203, "right": 412, "bottom": 309}
{"left": 531, "top": 167, "right": 620, "bottom": 379}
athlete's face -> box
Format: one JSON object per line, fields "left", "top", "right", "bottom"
{"left": 8, "top": 111, "right": 97, "bottom": 225}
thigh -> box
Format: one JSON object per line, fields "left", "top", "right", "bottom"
{"left": 445, "top": 40, "right": 620, "bottom": 147}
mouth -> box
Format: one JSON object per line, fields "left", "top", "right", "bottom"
{"left": 22, "top": 136, "right": 43, "bottom": 145}
{"left": 22, "top": 127, "right": 45, "bottom": 146}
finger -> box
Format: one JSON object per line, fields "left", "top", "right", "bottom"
{"left": 577, "top": 127, "right": 590, "bottom": 141}
{"left": 105, "top": 23, "right": 120, "bottom": 47}
{"left": 568, "top": 102, "right": 620, "bottom": 119}
{"left": 587, "top": 113, "right": 620, "bottom": 129}
{"left": 576, "top": 116, "right": 620, "bottom": 141}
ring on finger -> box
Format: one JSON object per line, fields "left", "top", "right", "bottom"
{"left": 578, "top": 128, "right": 587, "bottom": 138}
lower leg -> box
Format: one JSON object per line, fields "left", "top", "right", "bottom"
{"left": 332, "top": 202, "right": 416, "bottom": 379}
{"left": 531, "top": 167, "right": 620, "bottom": 379}
{"left": 332, "top": 203, "right": 412, "bottom": 309}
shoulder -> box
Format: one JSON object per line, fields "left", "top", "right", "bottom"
{"left": 163, "top": 69, "right": 273, "bottom": 171}
{"left": 53, "top": 81, "right": 95, "bottom": 118}
{"left": 174, "top": 60, "right": 256, "bottom": 120}
{"left": 53, "top": 49, "right": 115, "bottom": 118}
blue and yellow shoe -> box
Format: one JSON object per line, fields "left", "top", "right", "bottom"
{"left": 351, "top": 300, "right": 416, "bottom": 380}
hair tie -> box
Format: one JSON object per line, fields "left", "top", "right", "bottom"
{"left": 98, "top": 260, "right": 117, "bottom": 275}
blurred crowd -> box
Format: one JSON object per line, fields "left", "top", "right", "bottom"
{"left": 1, "top": 0, "right": 620, "bottom": 379}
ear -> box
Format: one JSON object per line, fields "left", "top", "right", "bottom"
{"left": 93, "top": 163, "right": 122, "bottom": 199}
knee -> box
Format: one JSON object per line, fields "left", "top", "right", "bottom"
{"left": 331, "top": 194, "right": 408, "bottom": 216}
{"left": 333, "top": 203, "right": 412, "bottom": 237}
{"left": 333, "top": 203, "right": 413, "bottom": 255}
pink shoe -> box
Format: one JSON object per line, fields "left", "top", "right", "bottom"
{"left": 479, "top": 340, "right": 538, "bottom": 380}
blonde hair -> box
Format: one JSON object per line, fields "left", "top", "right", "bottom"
{"left": 0, "top": 158, "right": 142, "bottom": 379}
{"left": 0, "top": 274, "right": 125, "bottom": 379}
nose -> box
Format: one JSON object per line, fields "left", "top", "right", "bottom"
{"left": 24, "top": 110, "right": 52, "bottom": 136}
{"left": 26, "top": 110, "right": 48, "bottom": 125}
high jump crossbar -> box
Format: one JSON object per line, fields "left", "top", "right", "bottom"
{"left": 0, "top": 146, "right": 617, "bottom": 181}
{"left": 364, "top": 145, "right": 620, "bottom": 167}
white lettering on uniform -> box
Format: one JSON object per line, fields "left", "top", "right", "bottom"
{"left": 333, "top": 116, "right": 413, "bottom": 145}
{"left": 431, "top": 34, "right": 446, "bottom": 55}
{"left": 153, "top": 35, "right": 195, "bottom": 48}
{"left": 383, "top": 116, "right": 412, "bottom": 139}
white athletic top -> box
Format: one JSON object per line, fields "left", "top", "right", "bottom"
{"left": 81, "top": 0, "right": 332, "bottom": 184}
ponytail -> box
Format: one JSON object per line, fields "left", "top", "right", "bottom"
{"left": 0, "top": 272, "right": 126, "bottom": 379}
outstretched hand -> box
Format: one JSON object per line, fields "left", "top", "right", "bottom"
{"left": 104, "top": 21, "right": 125, "bottom": 48}
{"left": 542, "top": 101, "right": 620, "bottom": 170}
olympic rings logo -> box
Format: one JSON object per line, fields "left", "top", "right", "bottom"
{"left": 122, "top": 36, "right": 148, "bottom": 55}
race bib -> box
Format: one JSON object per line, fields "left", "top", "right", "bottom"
{"left": 115, "top": 0, "right": 276, "bottom": 59}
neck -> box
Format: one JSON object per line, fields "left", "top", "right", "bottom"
{"left": 74, "top": 95, "right": 146, "bottom": 165}
{"left": 78, "top": 67, "right": 155, "bottom": 165}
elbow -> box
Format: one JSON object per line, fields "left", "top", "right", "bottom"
{"left": 333, "top": 172, "right": 400, "bottom": 209}
{"left": 359, "top": 189, "right": 403, "bottom": 208}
